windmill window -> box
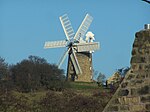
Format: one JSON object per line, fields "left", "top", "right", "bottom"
{"left": 89, "top": 58, "right": 91, "bottom": 61}
{"left": 90, "top": 67, "right": 92, "bottom": 70}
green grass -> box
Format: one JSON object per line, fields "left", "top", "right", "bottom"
{"left": 65, "top": 81, "right": 105, "bottom": 96}
{"left": 69, "top": 82, "right": 99, "bottom": 90}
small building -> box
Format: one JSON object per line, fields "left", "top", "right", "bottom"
{"left": 107, "top": 72, "right": 122, "bottom": 85}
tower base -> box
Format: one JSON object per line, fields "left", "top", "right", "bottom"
{"left": 66, "top": 52, "right": 93, "bottom": 82}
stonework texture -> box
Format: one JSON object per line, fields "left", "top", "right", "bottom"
{"left": 66, "top": 52, "right": 93, "bottom": 82}
{"left": 103, "top": 29, "right": 150, "bottom": 112}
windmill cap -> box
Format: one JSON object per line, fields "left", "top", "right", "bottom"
{"left": 86, "top": 31, "right": 94, "bottom": 37}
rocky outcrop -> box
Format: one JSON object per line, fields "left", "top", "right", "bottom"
{"left": 103, "top": 27, "right": 150, "bottom": 112}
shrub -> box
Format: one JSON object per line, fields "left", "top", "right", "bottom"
{"left": 38, "top": 91, "right": 65, "bottom": 112}
{"left": 65, "top": 94, "right": 104, "bottom": 112}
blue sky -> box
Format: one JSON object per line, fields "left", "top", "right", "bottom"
{"left": 0, "top": 0, "right": 150, "bottom": 78}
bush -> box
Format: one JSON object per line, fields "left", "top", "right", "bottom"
{"left": 10, "top": 55, "right": 65, "bottom": 92}
{"left": 0, "top": 92, "right": 31, "bottom": 112}
{"left": 38, "top": 91, "right": 65, "bottom": 112}
{"left": 65, "top": 94, "right": 104, "bottom": 112}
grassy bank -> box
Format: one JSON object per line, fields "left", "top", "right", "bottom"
{"left": 0, "top": 82, "right": 112, "bottom": 112}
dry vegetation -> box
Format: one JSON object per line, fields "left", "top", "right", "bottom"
{"left": 0, "top": 82, "right": 113, "bottom": 112}
{"left": 0, "top": 56, "right": 114, "bottom": 112}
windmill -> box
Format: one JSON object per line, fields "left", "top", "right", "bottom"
{"left": 44, "top": 14, "right": 100, "bottom": 82}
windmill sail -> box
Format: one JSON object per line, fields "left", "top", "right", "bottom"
{"left": 70, "top": 48, "right": 82, "bottom": 74}
{"left": 60, "top": 14, "right": 75, "bottom": 40}
{"left": 75, "top": 42, "right": 100, "bottom": 52}
{"left": 44, "top": 40, "right": 67, "bottom": 49}
{"left": 74, "top": 14, "right": 93, "bottom": 40}
{"left": 58, "top": 48, "right": 70, "bottom": 68}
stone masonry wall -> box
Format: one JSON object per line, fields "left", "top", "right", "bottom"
{"left": 103, "top": 29, "right": 150, "bottom": 112}
{"left": 67, "top": 52, "right": 93, "bottom": 82}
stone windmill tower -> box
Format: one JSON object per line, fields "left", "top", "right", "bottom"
{"left": 44, "top": 14, "right": 100, "bottom": 82}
